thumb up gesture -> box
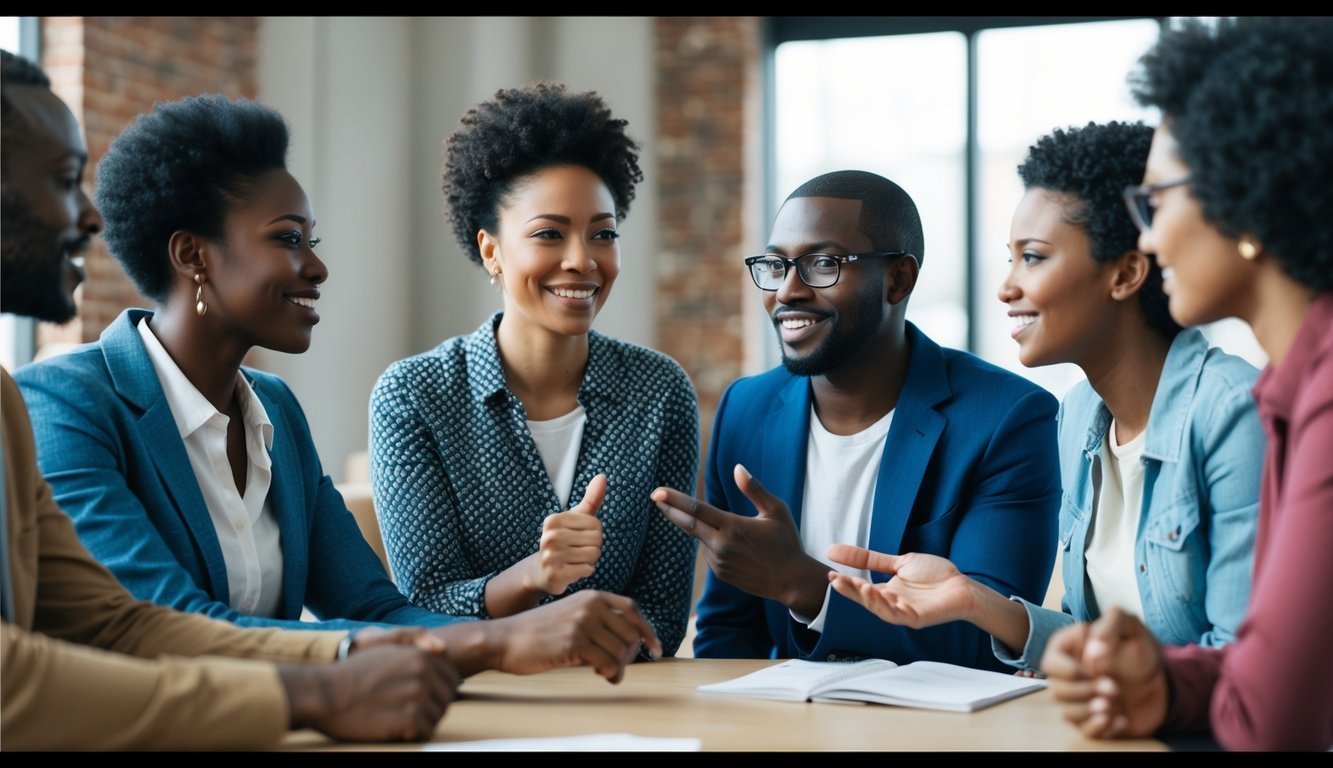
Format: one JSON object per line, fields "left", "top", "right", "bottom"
{"left": 527, "top": 474, "right": 607, "bottom": 596}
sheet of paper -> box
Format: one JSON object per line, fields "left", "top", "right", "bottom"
{"left": 424, "top": 732, "right": 702, "bottom": 751}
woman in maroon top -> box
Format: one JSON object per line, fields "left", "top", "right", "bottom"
{"left": 1040, "top": 17, "right": 1333, "bottom": 750}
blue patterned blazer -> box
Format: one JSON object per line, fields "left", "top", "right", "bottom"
{"left": 370, "top": 313, "right": 700, "bottom": 655}
{"left": 694, "top": 323, "right": 1062, "bottom": 669}
{"left": 14, "top": 308, "right": 458, "bottom": 631}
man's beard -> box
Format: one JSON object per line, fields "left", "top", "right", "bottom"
{"left": 1, "top": 190, "right": 85, "bottom": 324}
{"left": 775, "top": 284, "right": 883, "bottom": 377}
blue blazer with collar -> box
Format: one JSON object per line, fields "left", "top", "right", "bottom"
{"left": 693, "top": 323, "right": 1061, "bottom": 669}
{"left": 14, "top": 308, "right": 458, "bottom": 631}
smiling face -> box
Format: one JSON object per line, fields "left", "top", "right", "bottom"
{"left": 999, "top": 188, "right": 1118, "bottom": 369}
{"left": 762, "top": 195, "right": 890, "bottom": 377}
{"left": 198, "top": 168, "right": 327, "bottom": 354}
{"left": 1137, "top": 124, "right": 1255, "bottom": 327}
{"left": 0, "top": 84, "right": 103, "bottom": 323}
{"left": 480, "top": 164, "right": 620, "bottom": 339}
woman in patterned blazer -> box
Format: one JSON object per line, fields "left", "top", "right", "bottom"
{"left": 371, "top": 83, "right": 700, "bottom": 656}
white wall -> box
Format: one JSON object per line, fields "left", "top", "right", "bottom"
{"left": 256, "top": 17, "right": 658, "bottom": 481}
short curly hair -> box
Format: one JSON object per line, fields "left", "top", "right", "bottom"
{"left": 1130, "top": 16, "right": 1333, "bottom": 292}
{"left": 95, "top": 94, "right": 289, "bottom": 302}
{"left": 443, "top": 82, "right": 643, "bottom": 266}
{"left": 1018, "top": 121, "right": 1181, "bottom": 339}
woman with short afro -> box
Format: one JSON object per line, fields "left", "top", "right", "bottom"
{"left": 371, "top": 83, "right": 700, "bottom": 656}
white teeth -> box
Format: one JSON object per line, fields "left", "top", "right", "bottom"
{"left": 1161, "top": 267, "right": 1175, "bottom": 282}
{"left": 288, "top": 297, "right": 316, "bottom": 309}
{"left": 550, "top": 287, "right": 595, "bottom": 299}
{"left": 1012, "top": 314, "right": 1037, "bottom": 329}
{"left": 781, "top": 318, "right": 816, "bottom": 329}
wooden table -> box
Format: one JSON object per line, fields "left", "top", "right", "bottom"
{"left": 283, "top": 658, "right": 1167, "bottom": 751}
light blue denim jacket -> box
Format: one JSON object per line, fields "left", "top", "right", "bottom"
{"left": 993, "top": 328, "right": 1263, "bottom": 669}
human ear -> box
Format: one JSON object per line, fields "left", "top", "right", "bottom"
{"left": 478, "top": 229, "right": 501, "bottom": 275}
{"left": 168, "top": 230, "right": 209, "bottom": 281}
{"left": 885, "top": 255, "right": 920, "bottom": 306}
{"left": 1109, "top": 249, "right": 1151, "bottom": 302}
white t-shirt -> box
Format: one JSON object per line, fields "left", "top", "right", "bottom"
{"left": 137, "top": 317, "right": 284, "bottom": 617}
{"left": 1085, "top": 420, "right": 1148, "bottom": 619}
{"left": 527, "top": 405, "right": 588, "bottom": 506}
{"left": 795, "top": 404, "right": 894, "bottom": 633}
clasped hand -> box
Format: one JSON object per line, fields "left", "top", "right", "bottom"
{"left": 1040, "top": 607, "right": 1170, "bottom": 739}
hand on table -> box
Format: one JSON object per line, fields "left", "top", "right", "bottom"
{"left": 1041, "top": 607, "right": 1169, "bottom": 739}
{"left": 281, "top": 641, "right": 459, "bottom": 742}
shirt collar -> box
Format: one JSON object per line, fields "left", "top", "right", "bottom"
{"left": 1255, "top": 291, "right": 1333, "bottom": 422}
{"left": 463, "top": 311, "right": 621, "bottom": 407}
{"left": 136, "top": 317, "right": 274, "bottom": 455}
{"left": 1141, "top": 328, "right": 1211, "bottom": 463}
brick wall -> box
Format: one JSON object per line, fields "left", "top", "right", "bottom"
{"left": 654, "top": 17, "right": 762, "bottom": 484}
{"left": 38, "top": 16, "right": 258, "bottom": 351}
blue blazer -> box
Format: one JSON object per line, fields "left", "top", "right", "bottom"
{"left": 14, "top": 308, "right": 458, "bottom": 631}
{"left": 693, "top": 323, "right": 1061, "bottom": 670}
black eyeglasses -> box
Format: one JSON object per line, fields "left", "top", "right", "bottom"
{"left": 1122, "top": 177, "right": 1191, "bottom": 233}
{"left": 744, "top": 250, "right": 910, "bottom": 290}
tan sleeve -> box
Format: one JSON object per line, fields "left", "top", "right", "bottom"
{"left": 30, "top": 488, "right": 343, "bottom": 663}
{"left": 2, "top": 622, "right": 292, "bottom": 749}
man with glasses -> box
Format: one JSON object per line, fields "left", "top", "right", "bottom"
{"left": 652, "top": 170, "right": 1062, "bottom": 666}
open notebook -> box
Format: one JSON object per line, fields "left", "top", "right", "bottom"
{"left": 697, "top": 658, "right": 1047, "bottom": 713}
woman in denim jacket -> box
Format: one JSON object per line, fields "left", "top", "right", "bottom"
{"left": 825, "top": 121, "right": 1263, "bottom": 670}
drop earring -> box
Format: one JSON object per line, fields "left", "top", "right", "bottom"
{"left": 195, "top": 273, "right": 208, "bottom": 317}
{"left": 490, "top": 268, "right": 501, "bottom": 285}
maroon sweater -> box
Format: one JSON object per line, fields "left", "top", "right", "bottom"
{"left": 1161, "top": 292, "right": 1333, "bottom": 750}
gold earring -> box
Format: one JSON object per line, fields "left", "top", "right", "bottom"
{"left": 1239, "top": 238, "right": 1260, "bottom": 261}
{"left": 195, "top": 274, "right": 208, "bottom": 317}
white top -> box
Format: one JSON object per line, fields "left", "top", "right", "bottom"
{"left": 137, "top": 317, "right": 284, "bottom": 617}
{"left": 795, "top": 405, "right": 895, "bottom": 633}
{"left": 1085, "top": 420, "right": 1148, "bottom": 620}
{"left": 527, "top": 405, "right": 588, "bottom": 507}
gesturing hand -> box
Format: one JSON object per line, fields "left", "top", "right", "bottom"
{"left": 487, "top": 589, "right": 663, "bottom": 683}
{"left": 1041, "top": 608, "right": 1169, "bottom": 740}
{"left": 528, "top": 474, "right": 607, "bottom": 596}
{"left": 825, "top": 546, "right": 976, "bottom": 628}
{"left": 281, "top": 642, "right": 461, "bottom": 743}
{"left": 652, "top": 463, "right": 828, "bottom": 618}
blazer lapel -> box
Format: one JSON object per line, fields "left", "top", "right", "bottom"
{"left": 760, "top": 374, "right": 811, "bottom": 527}
{"left": 251, "top": 376, "right": 308, "bottom": 620}
{"left": 102, "top": 309, "right": 231, "bottom": 600}
{"left": 866, "top": 324, "right": 948, "bottom": 580}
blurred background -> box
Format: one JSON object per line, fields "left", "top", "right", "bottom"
{"left": 2, "top": 16, "right": 1265, "bottom": 486}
